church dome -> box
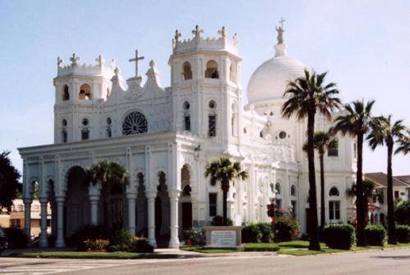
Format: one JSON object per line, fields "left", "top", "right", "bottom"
{"left": 247, "top": 31, "right": 307, "bottom": 104}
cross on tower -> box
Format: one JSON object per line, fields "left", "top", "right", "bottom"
{"left": 129, "top": 50, "right": 145, "bottom": 77}
{"left": 192, "top": 25, "right": 203, "bottom": 38}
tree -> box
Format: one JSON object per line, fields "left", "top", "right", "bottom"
{"left": 367, "top": 115, "right": 406, "bottom": 244}
{"left": 309, "top": 131, "right": 336, "bottom": 231}
{"left": 333, "top": 100, "right": 375, "bottom": 246}
{"left": 204, "top": 157, "right": 248, "bottom": 225}
{"left": 0, "top": 151, "right": 20, "bottom": 209}
{"left": 395, "top": 130, "right": 410, "bottom": 155}
{"left": 395, "top": 200, "right": 410, "bottom": 225}
{"left": 348, "top": 179, "right": 379, "bottom": 226}
{"left": 282, "top": 69, "right": 341, "bottom": 250}
{"left": 86, "top": 160, "right": 128, "bottom": 228}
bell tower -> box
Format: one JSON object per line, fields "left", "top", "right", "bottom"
{"left": 169, "top": 26, "right": 242, "bottom": 150}
{"left": 53, "top": 53, "right": 114, "bottom": 144}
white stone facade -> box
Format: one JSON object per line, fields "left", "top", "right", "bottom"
{"left": 19, "top": 26, "right": 356, "bottom": 248}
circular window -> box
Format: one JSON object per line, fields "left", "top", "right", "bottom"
{"left": 62, "top": 119, "right": 67, "bottom": 127}
{"left": 279, "top": 131, "right": 287, "bottom": 139}
{"left": 209, "top": 100, "right": 216, "bottom": 109}
{"left": 183, "top": 101, "right": 190, "bottom": 110}
{"left": 82, "top": 118, "right": 89, "bottom": 126}
{"left": 122, "top": 111, "right": 148, "bottom": 135}
{"left": 106, "top": 117, "right": 112, "bottom": 125}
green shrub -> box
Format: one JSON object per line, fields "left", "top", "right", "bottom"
{"left": 181, "top": 228, "right": 206, "bottom": 246}
{"left": 129, "top": 238, "right": 154, "bottom": 253}
{"left": 365, "top": 224, "right": 385, "bottom": 246}
{"left": 396, "top": 225, "right": 410, "bottom": 243}
{"left": 4, "top": 227, "right": 29, "bottom": 249}
{"left": 211, "top": 215, "right": 233, "bottom": 226}
{"left": 242, "top": 223, "right": 274, "bottom": 243}
{"left": 83, "top": 239, "right": 109, "bottom": 251}
{"left": 323, "top": 224, "right": 355, "bottom": 250}
{"left": 67, "top": 225, "right": 111, "bottom": 249}
{"left": 108, "top": 228, "right": 132, "bottom": 251}
{"left": 395, "top": 201, "right": 410, "bottom": 225}
{"left": 242, "top": 224, "right": 262, "bottom": 243}
{"left": 273, "top": 216, "right": 299, "bottom": 242}
{"left": 257, "top": 223, "right": 274, "bottom": 243}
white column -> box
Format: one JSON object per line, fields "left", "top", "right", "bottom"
{"left": 127, "top": 193, "right": 137, "bottom": 235}
{"left": 39, "top": 198, "right": 49, "bottom": 248}
{"left": 146, "top": 191, "right": 157, "bottom": 248}
{"left": 88, "top": 184, "right": 101, "bottom": 226}
{"left": 55, "top": 197, "right": 65, "bottom": 248}
{"left": 23, "top": 199, "right": 32, "bottom": 239}
{"left": 169, "top": 190, "right": 180, "bottom": 248}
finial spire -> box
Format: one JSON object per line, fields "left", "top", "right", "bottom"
{"left": 218, "top": 26, "right": 226, "bottom": 39}
{"left": 70, "top": 53, "right": 80, "bottom": 66}
{"left": 192, "top": 25, "right": 203, "bottom": 39}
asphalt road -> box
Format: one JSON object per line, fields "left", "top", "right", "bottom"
{"left": 1, "top": 248, "right": 409, "bottom": 275}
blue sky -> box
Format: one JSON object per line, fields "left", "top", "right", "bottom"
{"left": 0, "top": 0, "right": 409, "bottom": 175}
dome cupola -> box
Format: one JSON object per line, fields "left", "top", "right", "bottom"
{"left": 247, "top": 21, "right": 307, "bottom": 107}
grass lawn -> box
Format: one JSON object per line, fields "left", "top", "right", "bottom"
{"left": 19, "top": 251, "right": 180, "bottom": 259}
{"left": 181, "top": 246, "right": 241, "bottom": 254}
{"left": 277, "top": 240, "right": 410, "bottom": 256}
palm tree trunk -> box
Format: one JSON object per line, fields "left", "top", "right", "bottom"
{"left": 387, "top": 143, "right": 397, "bottom": 244}
{"left": 307, "top": 112, "right": 320, "bottom": 250}
{"left": 320, "top": 154, "right": 325, "bottom": 231}
{"left": 223, "top": 190, "right": 228, "bottom": 225}
{"left": 356, "top": 134, "right": 366, "bottom": 246}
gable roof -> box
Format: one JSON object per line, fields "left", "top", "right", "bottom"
{"left": 365, "top": 172, "right": 410, "bottom": 188}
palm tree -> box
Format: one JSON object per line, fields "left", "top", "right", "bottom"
{"left": 348, "top": 179, "right": 379, "bottom": 226}
{"left": 86, "top": 160, "right": 128, "bottom": 228}
{"left": 333, "top": 100, "right": 375, "bottom": 246}
{"left": 367, "top": 115, "right": 406, "bottom": 244}
{"left": 306, "top": 131, "right": 336, "bottom": 231}
{"left": 282, "top": 69, "right": 341, "bottom": 250}
{"left": 204, "top": 157, "right": 248, "bottom": 225}
{"left": 395, "top": 130, "right": 410, "bottom": 155}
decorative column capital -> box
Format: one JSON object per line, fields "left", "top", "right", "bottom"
{"left": 169, "top": 190, "right": 181, "bottom": 200}
{"left": 145, "top": 191, "right": 157, "bottom": 199}
{"left": 39, "top": 197, "right": 49, "bottom": 204}
{"left": 55, "top": 196, "right": 65, "bottom": 203}
{"left": 23, "top": 198, "right": 32, "bottom": 205}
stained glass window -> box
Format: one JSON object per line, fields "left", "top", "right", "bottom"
{"left": 122, "top": 111, "right": 148, "bottom": 135}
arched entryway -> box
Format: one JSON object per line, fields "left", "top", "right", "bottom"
{"left": 155, "top": 171, "right": 170, "bottom": 247}
{"left": 65, "top": 166, "right": 90, "bottom": 237}
{"left": 180, "top": 164, "right": 192, "bottom": 230}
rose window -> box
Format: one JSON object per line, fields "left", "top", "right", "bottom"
{"left": 122, "top": 111, "right": 148, "bottom": 135}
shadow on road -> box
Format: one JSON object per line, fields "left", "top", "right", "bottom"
{"left": 372, "top": 255, "right": 410, "bottom": 260}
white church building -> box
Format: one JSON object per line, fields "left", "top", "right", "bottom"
{"left": 19, "top": 25, "right": 356, "bottom": 248}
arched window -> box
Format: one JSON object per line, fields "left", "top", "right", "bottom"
{"left": 290, "top": 185, "right": 296, "bottom": 196}
{"left": 208, "top": 100, "right": 217, "bottom": 137}
{"left": 81, "top": 128, "right": 89, "bottom": 140}
{"left": 329, "top": 186, "right": 341, "bottom": 221}
{"left": 275, "top": 183, "right": 281, "bottom": 195}
{"left": 328, "top": 139, "right": 339, "bottom": 157}
{"left": 106, "top": 117, "right": 112, "bottom": 138}
{"left": 183, "top": 101, "right": 191, "bottom": 131}
{"left": 183, "top": 62, "right": 192, "bottom": 80}
{"left": 62, "top": 129, "right": 68, "bottom": 143}
{"left": 205, "top": 60, "right": 219, "bottom": 79}
{"left": 122, "top": 111, "right": 148, "bottom": 135}
{"left": 79, "top": 84, "right": 92, "bottom": 100}
{"left": 62, "top": 119, "right": 68, "bottom": 143}
{"left": 329, "top": 187, "right": 340, "bottom": 196}
{"left": 62, "top": 85, "right": 70, "bottom": 101}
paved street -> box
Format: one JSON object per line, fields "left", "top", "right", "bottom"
{"left": 0, "top": 249, "right": 409, "bottom": 275}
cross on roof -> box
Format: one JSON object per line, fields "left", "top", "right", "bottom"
{"left": 192, "top": 25, "right": 203, "bottom": 38}
{"left": 129, "top": 50, "right": 145, "bottom": 77}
